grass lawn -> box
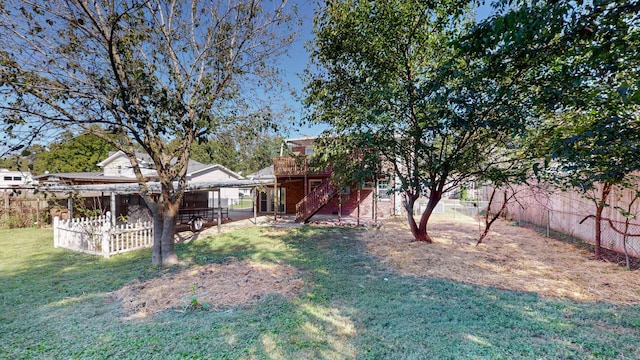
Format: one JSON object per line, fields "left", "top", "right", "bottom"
{"left": 2, "top": 225, "right": 640, "bottom": 359}
{"left": 229, "top": 198, "right": 254, "bottom": 210}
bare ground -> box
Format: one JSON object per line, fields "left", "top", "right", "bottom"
{"left": 362, "top": 213, "right": 640, "bottom": 304}
{"left": 112, "top": 213, "right": 640, "bottom": 319}
{"left": 111, "top": 257, "right": 304, "bottom": 320}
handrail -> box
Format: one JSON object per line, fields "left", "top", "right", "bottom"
{"left": 295, "top": 178, "right": 337, "bottom": 223}
{"left": 274, "top": 156, "right": 332, "bottom": 176}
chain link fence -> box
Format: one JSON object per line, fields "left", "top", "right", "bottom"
{"left": 486, "top": 184, "right": 640, "bottom": 260}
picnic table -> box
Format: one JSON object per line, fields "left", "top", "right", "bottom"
{"left": 178, "top": 207, "right": 229, "bottom": 231}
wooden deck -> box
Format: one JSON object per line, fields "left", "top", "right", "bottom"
{"left": 273, "top": 156, "right": 332, "bottom": 177}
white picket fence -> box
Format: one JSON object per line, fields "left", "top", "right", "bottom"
{"left": 53, "top": 211, "right": 153, "bottom": 258}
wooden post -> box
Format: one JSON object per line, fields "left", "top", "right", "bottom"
{"left": 36, "top": 197, "right": 40, "bottom": 226}
{"left": 357, "top": 188, "right": 361, "bottom": 227}
{"left": 110, "top": 192, "right": 117, "bottom": 225}
{"left": 253, "top": 188, "right": 257, "bottom": 224}
{"left": 67, "top": 194, "right": 74, "bottom": 219}
{"left": 217, "top": 189, "right": 222, "bottom": 233}
{"left": 103, "top": 211, "right": 112, "bottom": 258}
{"left": 273, "top": 180, "right": 277, "bottom": 221}
{"left": 373, "top": 178, "right": 378, "bottom": 225}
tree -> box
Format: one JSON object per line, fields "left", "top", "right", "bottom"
{"left": 305, "top": 0, "right": 532, "bottom": 242}
{"left": 464, "top": 0, "right": 640, "bottom": 259}
{"left": 38, "top": 130, "right": 117, "bottom": 173}
{"left": 0, "top": 128, "right": 116, "bottom": 173}
{"left": 0, "top": 0, "right": 296, "bottom": 265}
{"left": 190, "top": 131, "right": 283, "bottom": 175}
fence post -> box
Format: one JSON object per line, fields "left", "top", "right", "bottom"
{"left": 102, "top": 211, "right": 112, "bottom": 258}
{"left": 53, "top": 216, "right": 59, "bottom": 248}
{"left": 518, "top": 206, "right": 522, "bottom": 226}
{"left": 546, "top": 209, "right": 551, "bottom": 237}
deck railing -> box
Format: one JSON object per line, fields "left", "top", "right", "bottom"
{"left": 274, "top": 156, "right": 332, "bottom": 176}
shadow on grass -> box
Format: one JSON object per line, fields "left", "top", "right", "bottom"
{"left": 2, "top": 226, "right": 640, "bottom": 359}
{"left": 256, "top": 225, "right": 640, "bottom": 359}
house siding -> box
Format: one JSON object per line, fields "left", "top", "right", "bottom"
{"left": 316, "top": 188, "right": 394, "bottom": 218}
{"left": 279, "top": 179, "right": 305, "bottom": 215}
{"left": 191, "top": 168, "right": 237, "bottom": 182}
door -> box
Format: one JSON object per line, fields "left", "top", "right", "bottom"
{"left": 259, "top": 188, "right": 286, "bottom": 213}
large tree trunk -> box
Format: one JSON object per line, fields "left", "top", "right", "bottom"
{"left": 149, "top": 202, "right": 163, "bottom": 266}
{"left": 416, "top": 190, "right": 443, "bottom": 243}
{"left": 404, "top": 192, "right": 422, "bottom": 241}
{"left": 160, "top": 200, "right": 180, "bottom": 265}
{"left": 404, "top": 189, "right": 443, "bottom": 243}
{"left": 145, "top": 193, "right": 180, "bottom": 266}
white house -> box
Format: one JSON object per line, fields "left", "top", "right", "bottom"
{"left": 37, "top": 151, "right": 247, "bottom": 223}
{"left": 96, "top": 151, "right": 243, "bottom": 206}
{"left": 0, "top": 169, "right": 36, "bottom": 188}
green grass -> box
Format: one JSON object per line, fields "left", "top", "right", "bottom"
{"left": 230, "top": 198, "right": 254, "bottom": 210}
{"left": 2, "top": 226, "right": 640, "bottom": 359}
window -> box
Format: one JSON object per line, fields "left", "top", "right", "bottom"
{"left": 309, "top": 179, "right": 322, "bottom": 192}
{"left": 13, "top": 176, "right": 21, "bottom": 181}
{"left": 377, "top": 180, "right": 391, "bottom": 200}
{"left": 3, "top": 176, "right": 11, "bottom": 181}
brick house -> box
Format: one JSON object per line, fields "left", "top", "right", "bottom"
{"left": 259, "top": 137, "right": 399, "bottom": 223}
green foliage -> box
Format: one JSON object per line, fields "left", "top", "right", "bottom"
{"left": 0, "top": 0, "right": 297, "bottom": 264}
{"left": 182, "top": 284, "right": 210, "bottom": 312}
{"left": 460, "top": 0, "right": 640, "bottom": 257}
{"left": 190, "top": 132, "right": 284, "bottom": 175}
{"left": 464, "top": 0, "right": 640, "bottom": 191}
{"left": 0, "top": 130, "right": 114, "bottom": 174}
{"left": 305, "top": 0, "right": 534, "bottom": 241}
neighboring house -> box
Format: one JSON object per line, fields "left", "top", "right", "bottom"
{"left": 97, "top": 151, "right": 243, "bottom": 207}
{"left": 260, "top": 137, "right": 398, "bottom": 223}
{"left": 0, "top": 169, "right": 36, "bottom": 188}
{"left": 37, "top": 151, "right": 244, "bottom": 222}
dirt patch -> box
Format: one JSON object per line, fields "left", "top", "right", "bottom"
{"left": 112, "top": 258, "right": 304, "bottom": 319}
{"left": 112, "top": 213, "right": 640, "bottom": 317}
{"left": 361, "top": 214, "right": 640, "bottom": 304}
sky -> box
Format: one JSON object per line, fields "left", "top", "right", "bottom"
{"left": 281, "top": 0, "right": 497, "bottom": 139}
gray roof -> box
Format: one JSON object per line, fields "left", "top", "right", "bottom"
{"left": 247, "top": 165, "right": 274, "bottom": 180}
{"left": 40, "top": 179, "right": 273, "bottom": 195}
{"left": 34, "top": 172, "right": 135, "bottom": 182}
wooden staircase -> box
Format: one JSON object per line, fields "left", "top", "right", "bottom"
{"left": 295, "top": 179, "right": 338, "bottom": 223}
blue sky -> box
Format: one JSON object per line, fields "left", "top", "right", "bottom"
{"left": 281, "top": 0, "right": 497, "bottom": 138}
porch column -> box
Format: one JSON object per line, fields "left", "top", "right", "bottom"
{"left": 373, "top": 178, "right": 378, "bottom": 225}
{"left": 273, "top": 180, "right": 277, "bottom": 221}
{"left": 110, "top": 192, "right": 116, "bottom": 224}
{"left": 67, "top": 194, "right": 74, "bottom": 219}
{"left": 253, "top": 188, "right": 257, "bottom": 224}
